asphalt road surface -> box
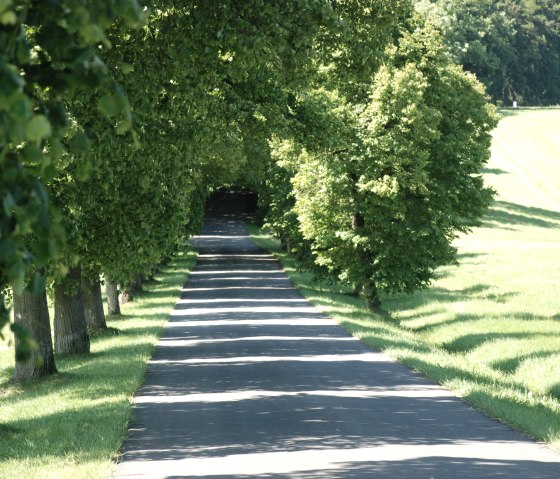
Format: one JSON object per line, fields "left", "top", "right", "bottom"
{"left": 114, "top": 194, "right": 560, "bottom": 479}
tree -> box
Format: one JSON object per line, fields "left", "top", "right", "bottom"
{"left": 416, "top": 0, "right": 560, "bottom": 105}
{"left": 291, "top": 20, "right": 498, "bottom": 307}
{"left": 12, "top": 279, "right": 56, "bottom": 381}
{"left": 53, "top": 266, "right": 90, "bottom": 355}
{"left": 0, "top": 0, "right": 143, "bottom": 361}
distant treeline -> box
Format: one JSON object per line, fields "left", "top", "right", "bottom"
{"left": 417, "top": 0, "right": 560, "bottom": 105}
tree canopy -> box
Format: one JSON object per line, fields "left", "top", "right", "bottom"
{"left": 416, "top": 0, "right": 560, "bottom": 105}
{"left": 1, "top": 1, "right": 498, "bottom": 369}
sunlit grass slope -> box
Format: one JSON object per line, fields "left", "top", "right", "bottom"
{"left": 0, "top": 250, "right": 196, "bottom": 479}
{"left": 250, "top": 107, "right": 560, "bottom": 450}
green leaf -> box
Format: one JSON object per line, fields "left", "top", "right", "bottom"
{"left": 120, "top": 62, "right": 135, "bottom": 74}
{"left": 98, "top": 94, "right": 121, "bottom": 118}
{"left": 0, "top": 10, "right": 16, "bottom": 25}
{"left": 29, "top": 272, "right": 45, "bottom": 295}
{"left": 26, "top": 115, "right": 52, "bottom": 142}
{"left": 48, "top": 138, "right": 65, "bottom": 160}
{"left": 0, "top": 238, "right": 17, "bottom": 259}
{"left": 114, "top": 0, "right": 146, "bottom": 26}
{"left": 22, "top": 144, "right": 42, "bottom": 164}
{"left": 80, "top": 24, "right": 105, "bottom": 44}
{"left": 8, "top": 95, "right": 31, "bottom": 121}
{"left": 116, "top": 118, "right": 132, "bottom": 134}
{"left": 3, "top": 192, "right": 15, "bottom": 216}
{"left": 0, "top": 0, "right": 12, "bottom": 13}
{"left": 41, "top": 164, "right": 58, "bottom": 181}
{"left": 76, "top": 159, "right": 93, "bottom": 181}
{"left": 9, "top": 262, "right": 25, "bottom": 294}
{"left": 69, "top": 130, "right": 91, "bottom": 154}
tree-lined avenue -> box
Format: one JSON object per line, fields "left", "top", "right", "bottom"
{"left": 114, "top": 195, "right": 560, "bottom": 479}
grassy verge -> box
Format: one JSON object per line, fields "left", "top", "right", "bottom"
{"left": 0, "top": 249, "right": 196, "bottom": 479}
{"left": 248, "top": 107, "right": 560, "bottom": 451}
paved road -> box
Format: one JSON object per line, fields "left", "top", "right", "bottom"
{"left": 114, "top": 199, "right": 560, "bottom": 479}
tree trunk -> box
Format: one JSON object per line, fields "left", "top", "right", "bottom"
{"left": 351, "top": 210, "right": 381, "bottom": 309}
{"left": 105, "top": 275, "right": 121, "bottom": 316}
{"left": 119, "top": 288, "right": 133, "bottom": 304}
{"left": 54, "top": 266, "right": 90, "bottom": 355}
{"left": 364, "top": 280, "right": 381, "bottom": 310}
{"left": 82, "top": 275, "right": 107, "bottom": 330}
{"left": 132, "top": 273, "right": 143, "bottom": 293}
{"left": 349, "top": 286, "right": 361, "bottom": 297}
{"left": 12, "top": 287, "right": 57, "bottom": 382}
{"left": 120, "top": 273, "right": 142, "bottom": 304}
{"left": 352, "top": 211, "right": 365, "bottom": 229}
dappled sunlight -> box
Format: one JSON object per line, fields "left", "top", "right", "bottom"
{"left": 196, "top": 235, "right": 252, "bottom": 240}
{"left": 149, "top": 352, "right": 392, "bottom": 365}
{"left": 183, "top": 286, "right": 293, "bottom": 292}
{"left": 176, "top": 298, "right": 309, "bottom": 304}
{"left": 190, "top": 270, "right": 284, "bottom": 275}
{"left": 114, "top": 213, "right": 560, "bottom": 479}
{"left": 134, "top": 386, "right": 455, "bottom": 404}
{"left": 0, "top": 250, "right": 198, "bottom": 479}
{"left": 165, "top": 318, "right": 336, "bottom": 326}
{"left": 118, "top": 442, "right": 560, "bottom": 478}
{"left": 198, "top": 254, "right": 275, "bottom": 259}
{"left": 158, "top": 336, "right": 356, "bottom": 347}
{"left": 172, "top": 306, "right": 320, "bottom": 315}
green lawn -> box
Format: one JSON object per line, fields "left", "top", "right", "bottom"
{"left": 0, "top": 250, "right": 196, "bottom": 479}
{"left": 250, "top": 107, "right": 560, "bottom": 451}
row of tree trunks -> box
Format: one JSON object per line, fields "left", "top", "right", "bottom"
{"left": 12, "top": 269, "right": 143, "bottom": 382}
{"left": 12, "top": 267, "right": 109, "bottom": 382}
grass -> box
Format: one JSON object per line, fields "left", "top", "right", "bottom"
{"left": 0, "top": 249, "right": 196, "bottom": 479}
{"left": 249, "top": 107, "right": 560, "bottom": 451}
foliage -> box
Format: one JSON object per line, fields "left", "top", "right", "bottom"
{"left": 288, "top": 20, "right": 498, "bottom": 306}
{"left": 0, "top": 0, "right": 144, "bottom": 356}
{"left": 248, "top": 107, "right": 560, "bottom": 447}
{"left": 416, "top": 0, "right": 560, "bottom": 105}
{"left": 2, "top": 0, "right": 495, "bottom": 359}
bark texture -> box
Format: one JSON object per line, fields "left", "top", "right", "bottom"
{"left": 352, "top": 210, "right": 381, "bottom": 309}
{"left": 132, "top": 273, "right": 143, "bottom": 293}
{"left": 54, "top": 266, "right": 90, "bottom": 355}
{"left": 105, "top": 275, "right": 121, "bottom": 315}
{"left": 82, "top": 275, "right": 107, "bottom": 329}
{"left": 12, "top": 288, "right": 57, "bottom": 382}
{"left": 120, "top": 273, "right": 143, "bottom": 304}
{"left": 119, "top": 289, "right": 133, "bottom": 304}
{"left": 364, "top": 280, "right": 381, "bottom": 309}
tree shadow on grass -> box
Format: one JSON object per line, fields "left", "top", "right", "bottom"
{"left": 483, "top": 201, "right": 560, "bottom": 229}
{"left": 497, "top": 108, "right": 529, "bottom": 118}
{"left": 443, "top": 330, "right": 560, "bottom": 354}
{"left": 382, "top": 284, "right": 515, "bottom": 318}
{"left": 395, "top": 355, "right": 560, "bottom": 427}
{"left": 303, "top": 277, "right": 560, "bottom": 401}
{"left": 1, "top": 400, "right": 131, "bottom": 464}
{"left": 550, "top": 383, "right": 560, "bottom": 398}
{"left": 493, "top": 350, "right": 560, "bottom": 375}
{"left": 482, "top": 167, "right": 510, "bottom": 175}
